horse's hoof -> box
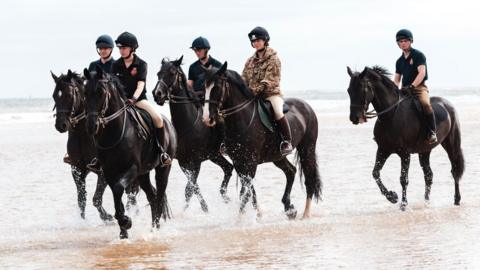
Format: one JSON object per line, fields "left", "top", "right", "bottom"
{"left": 221, "top": 195, "right": 231, "bottom": 204}
{"left": 119, "top": 216, "right": 132, "bottom": 230}
{"left": 200, "top": 202, "right": 209, "bottom": 213}
{"left": 386, "top": 191, "right": 398, "bottom": 204}
{"left": 286, "top": 209, "right": 297, "bottom": 220}
{"left": 400, "top": 202, "right": 408, "bottom": 211}
{"left": 119, "top": 230, "right": 128, "bottom": 239}
{"left": 454, "top": 200, "right": 461, "bottom": 206}
{"left": 80, "top": 212, "right": 86, "bottom": 219}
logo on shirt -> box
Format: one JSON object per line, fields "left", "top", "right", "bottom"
{"left": 131, "top": 67, "right": 138, "bottom": 76}
{"left": 409, "top": 58, "right": 414, "bottom": 65}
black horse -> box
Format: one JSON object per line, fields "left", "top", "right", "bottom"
{"left": 152, "top": 56, "right": 234, "bottom": 212}
{"left": 51, "top": 70, "right": 113, "bottom": 222}
{"left": 83, "top": 66, "right": 176, "bottom": 238}
{"left": 203, "top": 62, "right": 322, "bottom": 219}
{"left": 346, "top": 66, "right": 464, "bottom": 210}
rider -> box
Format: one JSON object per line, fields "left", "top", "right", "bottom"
{"left": 87, "top": 32, "right": 172, "bottom": 171}
{"left": 242, "top": 26, "right": 293, "bottom": 155}
{"left": 64, "top": 35, "right": 115, "bottom": 166}
{"left": 88, "top": 34, "right": 115, "bottom": 73}
{"left": 187, "top": 36, "right": 222, "bottom": 92}
{"left": 394, "top": 29, "right": 437, "bottom": 144}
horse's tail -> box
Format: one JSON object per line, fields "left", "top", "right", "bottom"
{"left": 295, "top": 107, "right": 322, "bottom": 202}
{"left": 442, "top": 103, "right": 465, "bottom": 181}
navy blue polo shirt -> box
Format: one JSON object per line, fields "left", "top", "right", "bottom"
{"left": 112, "top": 54, "right": 148, "bottom": 100}
{"left": 88, "top": 58, "right": 115, "bottom": 74}
{"left": 395, "top": 48, "right": 428, "bottom": 87}
{"left": 188, "top": 56, "right": 222, "bottom": 91}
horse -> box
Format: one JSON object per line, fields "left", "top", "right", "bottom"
{"left": 346, "top": 66, "right": 464, "bottom": 210}
{"left": 202, "top": 62, "right": 322, "bottom": 219}
{"left": 151, "top": 56, "right": 234, "bottom": 212}
{"left": 83, "top": 65, "right": 176, "bottom": 238}
{"left": 51, "top": 69, "right": 114, "bottom": 222}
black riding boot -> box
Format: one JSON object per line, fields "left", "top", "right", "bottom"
{"left": 156, "top": 127, "right": 172, "bottom": 166}
{"left": 277, "top": 116, "right": 293, "bottom": 155}
{"left": 86, "top": 158, "right": 102, "bottom": 173}
{"left": 426, "top": 112, "right": 437, "bottom": 144}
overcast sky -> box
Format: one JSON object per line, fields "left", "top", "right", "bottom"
{"left": 1, "top": 0, "right": 479, "bottom": 98}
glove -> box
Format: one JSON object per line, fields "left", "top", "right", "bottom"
{"left": 126, "top": 97, "right": 138, "bottom": 105}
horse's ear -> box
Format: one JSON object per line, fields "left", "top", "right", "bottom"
{"left": 161, "top": 58, "right": 166, "bottom": 64}
{"left": 347, "top": 66, "right": 353, "bottom": 77}
{"left": 173, "top": 55, "right": 183, "bottom": 67}
{"left": 216, "top": 61, "right": 228, "bottom": 76}
{"left": 83, "top": 68, "right": 91, "bottom": 80}
{"left": 95, "top": 65, "right": 104, "bottom": 78}
{"left": 67, "top": 69, "right": 73, "bottom": 81}
{"left": 51, "top": 71, "right": 59, "bottom": 82}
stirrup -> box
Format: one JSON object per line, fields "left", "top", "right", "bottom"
{"left": 160, "top": 152, "right": 172, "bottom": 167}
{"left": 280, "top": 140, "right": 293, "bottom": 155}
{"left": 86, "top": 158, "right": 102, "bottom": 173}
{"left": 219, "top": 142, "right": 226, "bottom": 155}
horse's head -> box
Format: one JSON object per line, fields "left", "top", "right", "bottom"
{"left": 202, "top": 61, "right": 229, "bottom": 127}
{"left": 346, "top": 66, "right": 382, "bottom": 125}
{"left": 51, "top": 69, "right": 84, "bottom": 133}
{"left": 83, "top": 65, "right": 116, "bottom": 135}
{"left": 152, "top": 56, "right": 184, "bottom": 105}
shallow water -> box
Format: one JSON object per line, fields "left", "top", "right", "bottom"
{"left": 0, "top": 96, "right": 479, "bottom": 269}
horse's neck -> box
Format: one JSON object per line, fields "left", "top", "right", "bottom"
{"left": 103, "top": 90, "right": 126, "bottom": 132}
{"left": 224, "top": 84, "right": 255, "bottom": 130}
{"left": 170, "top": 86, "right": 199, "bottom": 130}
{"left": 371, "top": 82, "right": 399, "bottom": 114}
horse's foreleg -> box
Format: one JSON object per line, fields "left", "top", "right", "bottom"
{"left": 274, "top": 158, "right": 297, "bottom": 220}
{"left": 239, "top": 175, "right": 253, "bottom": 214}
{"left": 181, "top": 164, "right": 208, "bottom": 213}
{"left": 125, "top": 181, "right": 140, "bottom": 215}
{"left": 71, "top": 166, "right": 87, "bottom": 219}
{"left": 399, "top": 152, "right": 411, "bottom": 211}
{"left": 110, "top": 168, "right": 136, "bottom": 239}
{"left": 92, "top": 171, "right": 113, "bottom": 222}
{"left": 210, "top": 153, "right": 234, "bottom": 203}
{"left": 419, "top": 152, "right": 433, "bottom": 203}
{"left": 155, "top": 165, "right": 172, "bottom": 223}
{"left": 372, "top": 149, "right": 397, "bottom": 203}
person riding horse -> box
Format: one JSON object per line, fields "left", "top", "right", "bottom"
{"left": 64, "top": 34, "right": 115, "bottom": 167}
{"left": 87, "top": 32, "right": 172, "bottom": 172}
{"left": 394, "top": 29, "right": 437, "bottom": 144}
{"left": 187, "top": 36, "right": 222, "bottom": 92}
{"left": 242, "top": 26, "right": 293, "bottom": 155}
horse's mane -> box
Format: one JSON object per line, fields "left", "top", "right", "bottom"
{"left": 107, "top": 73, "right": 127, "bottom": 100}
{"left": 370, "top": 65, "right": 398, "bottom": 90}
{"left": 225, "top": 70, "right": 254, "bottom": 99}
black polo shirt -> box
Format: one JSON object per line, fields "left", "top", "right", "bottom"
{"left": 188, "top": 56, "right": 222, "bottom": 91}
{"left": 88, "top": 58, "right": 115, "bottom": 74}
{"left": 112, "top": 54, "right": 147, "bottom": 100}
{"left": 395, "top": 48, "right": 428, "bottom": 87}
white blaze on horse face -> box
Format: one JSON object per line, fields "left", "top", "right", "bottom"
{"left": 58, "top": 91, "right": 62, "bottom": 98}
{"left": 202, "top": 83, "right": 214, "bottom": 121}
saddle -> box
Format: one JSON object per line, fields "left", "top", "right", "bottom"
{"left": 257, "top": 99, "right": 290, "bottom": 133}
{"left": 127, "top": 107, "right": 154, "bottom": 141}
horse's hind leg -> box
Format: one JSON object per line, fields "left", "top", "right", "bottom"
{"left": 71, "top": 166, "right": 87, "bottom": 219}
{"left": 92, "top": 171, "right": 113, "bottom": 222}
{"left": 210, "top": 153, "right": 234, "bottom": 203}
{"left": 398, "top": 152, "right": 411, "bottom": 211}
{"left": 155, "top": 165, "right": 172, "bottom": 223}
{"left": 372, "top": 149, "right": 398, "bottom": 204}
{"left": 273, "top": 158, "right": 297, "bottom": 220}
{"left": 419, "top": 152, "right": 433, "bottom": 203}
{"left": 138, "top": 173, "right": 159, "bottom": 229}
{"left": 181, "top": 164, "right": 208, "bottom": 213}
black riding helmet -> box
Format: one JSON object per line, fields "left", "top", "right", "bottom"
{"left": 396, "top": 29, "right": 413, "bottom": 42}
{"left": 96, "top": 34, "right": 114, "bottom": 48}
{"left": 115, "top": 32, "right": 139, "bottom": 50}
{"left": 248, "top": 26, "right": 270, "bottom": 42}
{"left": 190, "top": 36, "right": 211, "bottom": 49}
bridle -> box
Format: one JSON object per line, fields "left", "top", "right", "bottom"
{"left": 156, "top": 66, "right": 200, "bottom": 104}
{"left": 53, "top": 82, "right": 85, "bottom": 128}
{"left": 86, "top": 77, "right": 128, "bottom": 150}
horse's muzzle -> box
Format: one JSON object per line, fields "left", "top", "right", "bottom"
{"left": 55, "top": 119, "right": 69, "bottom": 133}
{"left": 202, "top": 116, "right": 216, "bottom": 127}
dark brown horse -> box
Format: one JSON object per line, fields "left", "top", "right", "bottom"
{"left": 152, "top": 56, "right": 234, "bottom": 212}
{"left": 347, "top": 66, "right": 464, "bottom": 210}
{"left": 51, "top": 70, "right": 113, "bottom": 221}
{"left": 203, "top": 62, "right": 322, "bottom": 219}
{"left": 84, "top": 66, "right": 176, "bottom": 238}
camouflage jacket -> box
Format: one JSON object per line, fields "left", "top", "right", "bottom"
{"left": 242, "top": 47, "right": 282, "bottom": 98}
